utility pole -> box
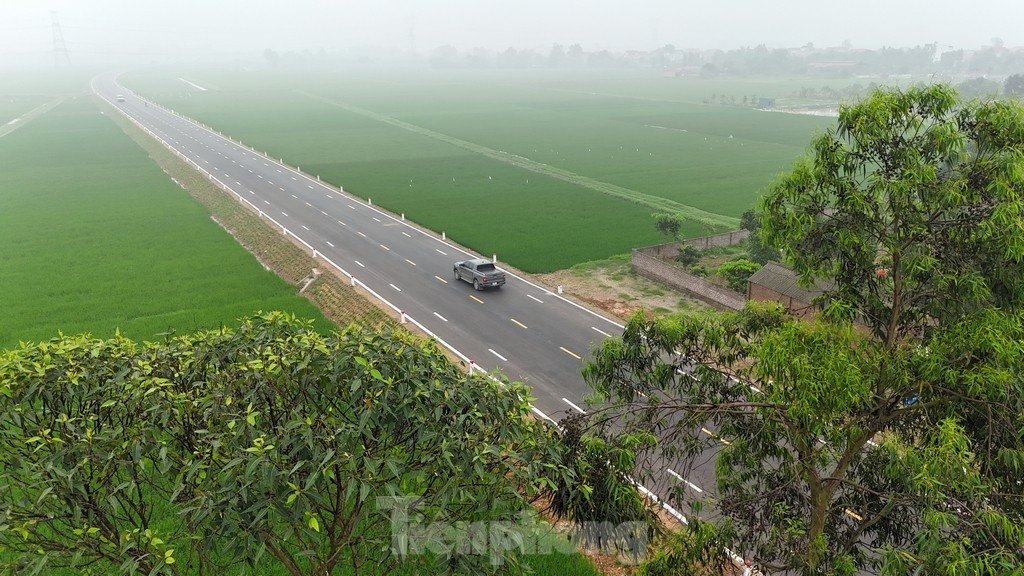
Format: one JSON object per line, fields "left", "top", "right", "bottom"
{"left": 51, "top": 11, "right": 72, "bottom": 67}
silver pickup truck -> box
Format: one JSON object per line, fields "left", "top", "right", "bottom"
{"left": 454, "top": 259, "right": 506, "bottom": 290}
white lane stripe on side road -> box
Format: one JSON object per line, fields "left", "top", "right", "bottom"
{"left": 666, "top": 468, "right": 704, "bottom": 493}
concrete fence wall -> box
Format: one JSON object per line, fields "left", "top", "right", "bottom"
{"left": 632, "top": 250, "right": 746, "bottom": 310}
{"left": 684, "top": 229, "right": 750, "bottom": 250}
{"left": 634, "top": 229, "right": 751, "bottom": 259}
{"left": 631, "top": 229, "right": 750, "bottom": 310}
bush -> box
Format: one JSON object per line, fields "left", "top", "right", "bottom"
{"left": 688, "top": 264, "right": 709, "bottom": 277}
{"left": 717, "top": 258, "right": 761, "bottom": 292}
{"left": 675, "top": 244, "right": 702, "bottom": 266}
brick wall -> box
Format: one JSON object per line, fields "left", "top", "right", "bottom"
{"left": 632, "top": 250, "right": 746, "bottom": 310}
{"left": 630, "top": 229, "right": 751, "bottom": 310}
{"left": 634, "top": 229, "right": 750, "bottom": 259}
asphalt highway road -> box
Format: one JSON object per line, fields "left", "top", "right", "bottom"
{"left": 92, "top": 74, "right": 730, "bottom": 526}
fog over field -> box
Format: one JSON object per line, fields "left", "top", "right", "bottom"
{"left": 2, "top": 0, "right": 1023, "bottom": 67}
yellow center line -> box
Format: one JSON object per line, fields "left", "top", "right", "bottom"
{"left": 434, "top": 276, "right": 448, "bottom": 283}
{"left": 470, "top": 295, "right": 484, "bottom": 304}
{"left": 560, "top": 347, "right": 581, "bottom": 360}
{"left": 405, "top": 259, "right": 416, "bottom": 266}
{"left": 380, "top": 244, "right": 390, "bottom": 251}
{"left": 511, "top": 318, "right": 528, "bottom": 329}
{"left": 701, "top": 427, "right": 733, "bottom": 445}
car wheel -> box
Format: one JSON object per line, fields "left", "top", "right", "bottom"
{"left": 473, "top": 279, "right": 481, "bottom": 291}
{"left": 454, "top": 268, "right": 460, "bottom": 281}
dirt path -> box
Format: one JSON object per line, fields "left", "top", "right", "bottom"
{"left": 531, "top": 255, "right": 711, "bottom": 321}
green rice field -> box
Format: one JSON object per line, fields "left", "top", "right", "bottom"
{"left": 0, "top": 92, "right": 333, "bottom": 348}
{"left": 121, "top": 67, "right": 838, "bottom": 272}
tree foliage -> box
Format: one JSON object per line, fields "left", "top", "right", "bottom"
{"left": 0, "top": 313, "right": 562, "bottom": 575}
{"left": 1004, "top": 73, "right": 1024, "bottom": 97}
{"left": 739, "top": 210, "right": 758, "bottom": 232}
{"left": 761, "top": 83, "right": 1024, "bottom": 341}
{"left": 675, "top": 244, "right": 702, "bottom": 267}
{"left": 716, "top": 259, "right": 761, "bottom": 292}
{"left": 653, "top": 213, "right": 683, "bottom": 241}
{"left": 575, "top": 85, "right": 1024, "bottom": 575}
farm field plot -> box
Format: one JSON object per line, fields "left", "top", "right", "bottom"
{"left": 122, "top": 67, "right": 837, "bottom": 272}
{"left": 0, "top": 94, "right": 333, "bottom": 349}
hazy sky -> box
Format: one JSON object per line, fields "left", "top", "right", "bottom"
{"left": 2, "top": 0, "right": 1022, "bottom": 66}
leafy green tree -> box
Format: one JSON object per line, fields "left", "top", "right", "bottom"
{"left": 653, "top": 212, "right": 683, "bottom": 240}
{"left": 576, "top": 85, "right": 1024, "bottom": 575}
{"left": 760, "top": 83, "right": 1024, "bottom": 340}
{"left": 0, "top": 313, "right": 564, "bottom": 575}
{"left": 744, "top": 230, "right": 778, "bottom": 265}
{"left": 956, "top": 76, "right": 1001, "bottom": 98}
{"left": 741, "top": 208, "right": 757, "bottom": 230}
{"left": 738, "top": 209, "right": 777, "bottom": 265}
{"left": 716, "top": 258, "right": 760, "bottom": 292}
{"left": 675, "top": 244, "right": 702, "bottom": 267}
{"left": 0, "top": 334, "right": 187, "bottom": 575}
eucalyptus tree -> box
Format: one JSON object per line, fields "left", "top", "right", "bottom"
{"left": 575, "top": 85, "right": 1024, "bottom": 575}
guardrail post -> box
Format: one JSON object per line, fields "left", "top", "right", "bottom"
{"left": 558, "top": 285, "right": 564, "bottom": 294}
{"left": 312, "top": 249, "right": 318, "bottom": 259}
{"left": 401, "top": 213, "right": 405, "bottom": 221}
{"left": 351, "top": 276, "right": 356, "bottom": 287}
{"left": 442, "top": 231, "right": 446, "bottom": 240}
{"left": 492, "top": 254, "right": 497, "bottom": 263}
{"left": 368, "top": 198, "right": 372, "bottom": 205}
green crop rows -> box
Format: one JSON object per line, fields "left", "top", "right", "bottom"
{"left": 0, "top": 94, "right": 333, "bottom": 348}
{"left": 122, "top": 67, "right": 835, "bottom": 272}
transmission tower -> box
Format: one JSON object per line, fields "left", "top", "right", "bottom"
{"left": 51, "top": 11, "right": 72, "bottom": 67}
